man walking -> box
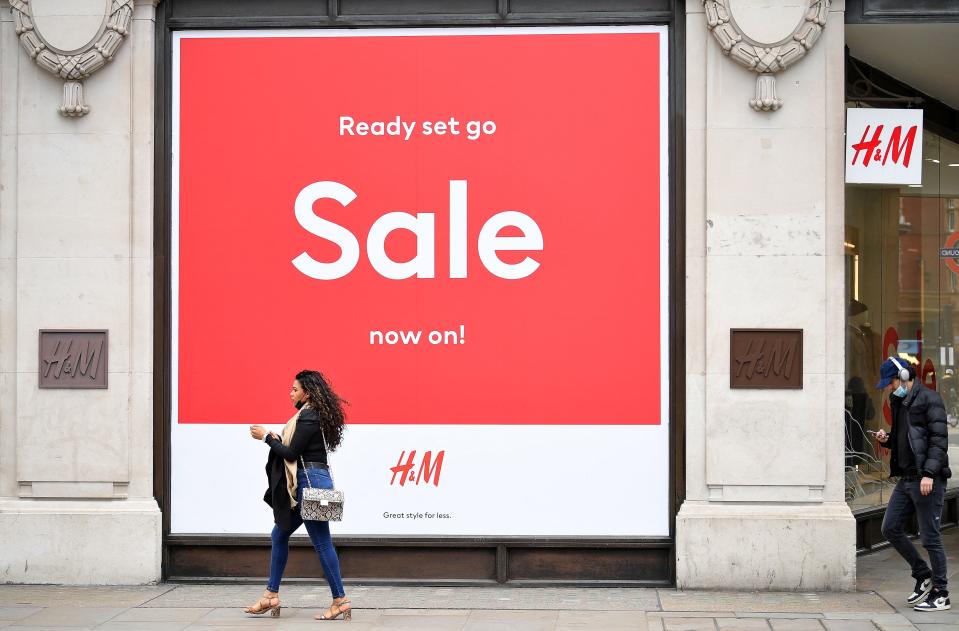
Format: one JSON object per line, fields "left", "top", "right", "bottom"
{"left": 876, "top": 356, "right": 952, "bottom": 612}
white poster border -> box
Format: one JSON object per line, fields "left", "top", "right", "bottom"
{"left": 170, "top": 26, "right": 671, "bottom": 537}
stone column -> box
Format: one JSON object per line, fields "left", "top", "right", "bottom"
{"left": 677, "top": 0, "right": 856, "bottom": 589}
{"left": 0, "top": 0, "right": 161, "bottom": 584}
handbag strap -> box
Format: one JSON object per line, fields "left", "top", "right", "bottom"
{"left": 299, "top": 456, "right": 314, "bottom": 489}
{"left": 300, "top": 425, "right": 335, "bottom": 488}
{"left": 320, "top": 425, "right": 336, "bottom": 487}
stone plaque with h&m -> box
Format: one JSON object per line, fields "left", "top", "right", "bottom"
{"left": 730, "top": 329, "right": 802, "bottom": 389}
{"left": 38, "top": 330, "right": 108, "bottom": 389}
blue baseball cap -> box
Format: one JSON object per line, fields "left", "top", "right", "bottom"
{"left": 876, "top": 357, "right": 912, "bottom": 390}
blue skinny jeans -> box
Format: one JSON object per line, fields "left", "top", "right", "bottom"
{"left": 267, "top": 466, "right": 345, "bottom": 598}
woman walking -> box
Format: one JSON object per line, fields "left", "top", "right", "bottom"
{"left": 244, "top": 369, "right": 351, "bottom": 621}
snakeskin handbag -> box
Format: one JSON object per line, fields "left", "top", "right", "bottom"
{"left": 298, "top": 432, "right": 344, "bottom": 521}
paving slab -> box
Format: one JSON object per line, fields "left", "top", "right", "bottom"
{"left": 868, "top": 613, "right": 922, "bottom": 626}
{"left": 768, "top": 620, "right": 826, "bottom": 631}
{"left": 463, "top": 609, "right": 558, "bottom": 631}
{"left": 717, "top": 620, "right": 773, "bottom": 630}
{"left": 97, "top": 623, "right": 192, "bottom": 631}
{"left": 661, "top": 618, "right": 717, "bottom": 631}
{"left": 0, "top": 610, "right": 41, "bottom": 623}
{"left": 555, "top": 610, "right": 648, "bottom": 629}
{"left": 185, "top": 627, "right": 350, "bottom": 631}
{"left": 660, "top": 592, "right": 894, "bottom": 614}
{"left": 898, "top": 608, "right": 959, "bottom": 626}
{"left": 738, "top": 614, "right": 824, "bottom": 619}
{"left": 653, "top": 611, "right": 735, "bottom": 618}
{"left": 823, "top": 613, "right": 889, "bottom": 620}
{"left": 13, "top": 607, "right": 126, "bottom": 627}
{"left": 109, "top": 608, "right": 213, "bottom": 623}
{"left": 377, "top": 611, "right": 470, "bottom": 628}
{"left": 281, "top": 624, "right": 380, "bottom": 631}
{"left": 467, "top": 610, "right": 558, "bottom": 621}
{"left": 386, "top": 609, "right": 478, "bottom": 618}
{"left": 822, "top": 620, "right": 879, "bottom": 631}
{"left": 0, "top": 586, "right": 173, "bottom": 609}
{"left": 196, "top": 625, "right": 281, "bottom": 630}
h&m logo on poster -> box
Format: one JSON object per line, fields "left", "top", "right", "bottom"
{"left": 846, "top": 108, "right": 923, "bottom": 185}
{"left": 390, "top": 450, "right": 445, "bottom": 487}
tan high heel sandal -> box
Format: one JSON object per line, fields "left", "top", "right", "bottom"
{"left": 316, "top": 597, "right": 351, "bottom": 621}
{"left": 243, "top": 590, "right": 281, "bottom": 617}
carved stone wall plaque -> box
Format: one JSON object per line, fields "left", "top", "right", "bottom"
{"left": 10, "top": 0, "right": 134, "bottom": 117}
{"left": 730, "top": 329, "right": 802, "bottom": 389}
{"left": 39, "top": 330, "right": 108, "bottom": 389}
{"left": 703, "top": 0, "right": 830, "bottom": 111}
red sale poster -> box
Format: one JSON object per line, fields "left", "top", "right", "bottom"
{"left": 175, "top": 27, "right": 666, "bottom": 426}
{"left": 172, "top": 27, "right": 669, "bottom": 536}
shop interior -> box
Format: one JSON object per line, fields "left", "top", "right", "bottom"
{"left": 844, "top": 23, "right": 959, "bottom": 511}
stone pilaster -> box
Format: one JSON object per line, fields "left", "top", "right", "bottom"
{"left": 0, "top": 0, "right": 161, "bottom": 584}
{"left": 676, "top": 0, "right": 856, "bottom": 590}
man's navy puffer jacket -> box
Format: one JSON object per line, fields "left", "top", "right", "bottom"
{"left": 901, "top": 380, "right": 953, "bottom": 479}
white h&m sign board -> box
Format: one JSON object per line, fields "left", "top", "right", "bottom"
{"left": 846, "top": 108, "right": 923, "bottom": 185}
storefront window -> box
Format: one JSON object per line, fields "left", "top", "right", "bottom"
{"left": 845, "top": 127, "right": 959, "bottom": 511}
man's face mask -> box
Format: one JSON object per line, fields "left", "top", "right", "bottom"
{"left": 893, "top": 384, "right": 908, "bottom": 398}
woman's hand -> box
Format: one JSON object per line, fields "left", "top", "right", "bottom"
{"left": 250, "top": 425, "right": 267, "bottom": 440}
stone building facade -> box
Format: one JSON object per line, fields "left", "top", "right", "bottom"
{"left": 1, "top": 0, "right": 955, "bottom": 589}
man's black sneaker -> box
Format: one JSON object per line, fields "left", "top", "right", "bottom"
{"left": 914, "top": 589, "right": 951, "bottom": 611}
{"left": 907, "top": 577, "right": 933, "bottom": 605}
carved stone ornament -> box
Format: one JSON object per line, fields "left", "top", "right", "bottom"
{"left": 703, "top": 0, "right": 829, "bottom": 112}
{"left": 10, "top": 0, "right": 133, "bottom": 117}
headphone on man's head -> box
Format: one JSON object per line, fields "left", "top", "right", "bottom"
{"left": 889, "top": 356, "right": 911, "bottom": 381}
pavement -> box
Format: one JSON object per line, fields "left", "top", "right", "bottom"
{"left": 2, "top": 529, "right": 959, "bottom": 631}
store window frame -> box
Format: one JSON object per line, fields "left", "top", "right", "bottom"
{"left": 843, "top": 47, "right": 959, "bottom": 551}
{"left": 153, "top": 0, "right": 687, "bottom": 585}
{"left": 846, "top": 0, "right": 959, "bottom": 24}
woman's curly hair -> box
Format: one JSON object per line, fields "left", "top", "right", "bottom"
{"left": 295, "top": 370, "right": 348, "bottom": 451}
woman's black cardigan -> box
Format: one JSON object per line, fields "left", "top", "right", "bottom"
{"left": 262, "top": 408, "right": 328, "bottom": 529}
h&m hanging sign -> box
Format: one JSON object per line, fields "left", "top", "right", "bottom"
{"left": 845, "top": 108, "right": 923, "bottom": 185}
